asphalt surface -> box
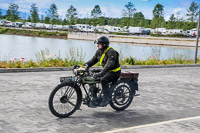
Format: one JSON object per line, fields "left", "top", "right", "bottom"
{"left": 0, "top": 67, "right": 200, "bottom": 133}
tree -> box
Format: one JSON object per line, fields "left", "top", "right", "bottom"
{"left": 97, "top": 16, "right": 106, "bottom": 26}
{"left": 144, "top": 19, "right": 151, "bottom": 28}
{"left": 175, "top": 11, "right": 184, "bottom": 29}
{"left": 30, "top": 3, "right": 39, "bottom": 23}
{"left": 47, "top": 3, "right": 59, "bottom": 24}
{"left": 63, "top": 19, "right": 68, "bottom": 25}
{"left": 90, "top": 5, "right": 102, "bottom": 26}
{"left": 182, "top": 21, "right": 194, "bottom": 30}
{"left": 167, "top": 14, "right": 176, "bottom": 29}
{"left": 186, "top": 1, "right": 199, "bottom": 22}
{"left": 122, "top": 1, "right": 136, "bottom": 27}
{"left": 0, "top": 9, "right": 2, "bottom": 19}
{"left": 40, "top": 15, "right": 44, "bottom": 23}
{"left": 27, "top": 16, "right": 31, "bottom": 22}
{"left": 91, "top": 5, "right": 102, "bottom": 18}
{"left": 151, "top": 4, "right": 165, "bottom": 28}
{"left": 6, "top": 3, "right": 19, "bottom": 22}
{"left": 133, "top": 12, "right": 145, "bottom": 27}
{"left": 66, "top": 5, "right": 78, "bottom": 25}
{"left": 44, "top": 17, "right": 50, "bottom": 24}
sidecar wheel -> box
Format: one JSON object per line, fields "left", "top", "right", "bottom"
{"left": 110, "top": 80, "right": 135, "bottom": 111}
{"left": 48, "top": 82, "right": 82, "bottom": 118}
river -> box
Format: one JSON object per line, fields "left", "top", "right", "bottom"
{"left": 0, "top": 34, "right": 199, "bottom": 61}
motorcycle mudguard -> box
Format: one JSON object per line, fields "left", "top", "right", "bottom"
{"left": 119, "top": 78, "right": 138, "bottom": 91}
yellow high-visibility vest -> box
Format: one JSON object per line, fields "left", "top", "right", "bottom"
{"left": 99, "top": 47, "right": 121, "bottom": 72}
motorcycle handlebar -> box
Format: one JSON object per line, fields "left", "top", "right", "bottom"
{"left": 90, "top": 69, "right": 101, "bottom": 73}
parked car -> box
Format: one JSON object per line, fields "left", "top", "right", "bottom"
{"left": 0, "top": 20, "right": 6, "bottom": 26}
{"left": 35, "top": 23, "right": 45, "bottom": 29}
{"left": 95, "top": 25, "right": 105, "bottom": 32}
{"left": 15, "top": 22, "right": 23, "bottom": 28}
{"left": 63, "top": 25, "right": 69, "bottom": 30}
{"left": 22, "top": 22, "right": 34, "bottom": 28}
{"left": 52, "top": 25, "right": 63, "bottom": 30}
{"left": 185, "top": 29, "right": 200, "bottom": 37}
{"left": 128, "top": 27, "right": 143, "bottom": 35}
{"left": 44, "top": 24, "right": 52, "bottom": 30}
{"left": 5, "top": 21, "right": 15, "bottom": 27}
{"left": 75, "top": 24, "right": 94, "bottom": 32}
{"left": 153, "top": 28, "right": 166, "bottom": 34}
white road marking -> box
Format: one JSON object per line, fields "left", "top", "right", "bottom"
{"left": 100, "top": 116, "right": 200, "bottom": 133}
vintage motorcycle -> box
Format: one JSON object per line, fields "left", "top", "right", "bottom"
{"left": 48, "top": 65, "right": 139, "bottom": 118}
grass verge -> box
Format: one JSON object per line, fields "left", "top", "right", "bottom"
{"left": 0, "top": 27, "right": 68, "bottom": 39}
{"left": 0, "top": 52, "right": 199, "bottom": 68}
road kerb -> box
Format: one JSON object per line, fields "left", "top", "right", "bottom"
{"left": 0, "top": 64, "right": 200, "bottom": 73}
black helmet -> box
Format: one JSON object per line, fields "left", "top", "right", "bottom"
{"left": 94, "top": 36, "right": 110, "bottom": 48}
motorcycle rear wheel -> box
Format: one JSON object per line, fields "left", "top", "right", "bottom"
{"left": 110, "top": 80, "right": 135, "bottom": 111}
{"left": 48, "top": 82, "right": 82, "bottom": 118}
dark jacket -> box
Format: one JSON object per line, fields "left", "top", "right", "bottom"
{"left": 86, "top": 47, "right": 120, "bottom": 77}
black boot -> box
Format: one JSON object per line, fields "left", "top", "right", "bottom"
{"left": 99, "top": 89, "right": 111, "bottom": 107}
{"left": 89, "top": 86, "right": 98, "bottom": 108}
{"left": 99, "top": 96, "right": 110, "bottom": 107}
{"left": 89, "top": 97, "right": 98, "bottom": 108}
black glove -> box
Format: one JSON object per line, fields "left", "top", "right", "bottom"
{"left": 83, "top": 64, "right": 89, "bottom": 70}
{"left": 73, "top": 65, "right": 80, "bottom": 69}
{"left": 93, "top": 73, "right": 101, "bottom": 79}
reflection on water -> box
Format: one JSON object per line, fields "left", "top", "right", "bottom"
{"left": 0, "top": 34, "right": 199, "bottom": 61}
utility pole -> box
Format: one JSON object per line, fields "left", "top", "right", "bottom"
{"left": 195, "top": 10, "right": 200, "bottom": 64}
{"left": 103, "top": 13, "right": 105, "bottom": 26}
{"left": 24, "top": 12, "right": 26, "bottom": 22}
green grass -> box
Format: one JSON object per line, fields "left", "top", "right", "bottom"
{"left": 0, "top": 27, "right": 68, "bottom": 39}
{"left": 0, "top": 48, "right": 85, "bottom": 68}
{"left": 150, "top": 33, "right": 188, "bottom": 38}
{"left": 0, "top": 51, "right": 199, "bottom": 68}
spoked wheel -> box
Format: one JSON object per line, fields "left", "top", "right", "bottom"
{"left": 48, "top": 82, "right": 82, "bottom": 118}
{"left": 110, "top": 80, "right": 135, "bottom": 111}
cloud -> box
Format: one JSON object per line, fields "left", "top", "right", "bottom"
{"left": 172, "top": 8, "right": 187, "bottom": 18}
{"left": 76, "top": 5, "right": 123, "bottom": 18}
{"left": 0, "top": 3, "right": 9, "bottom": 9}
{"left": 101, "top": 5, "right": 123, "bottom": 18}
{"left": 57, "top": 8, "right": 67, "bottom": 18}
{"left": 165, "top": 15, "right": 171, "bottom": 21}
{"left": 0, "top": 0, "right": 54, "bottom": 11}
{"left": 78, "top": 7, "right": 92, "bottom": 18}
{"left": 173, "top": 8, "right": 184, "bottom": 13}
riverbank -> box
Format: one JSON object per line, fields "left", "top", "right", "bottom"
{"left": 68, "top": 32, "right": 199, "bottom": 47}
{"left": 0, "top": 27, "right": 68, "bottom": 39}
{"left": 0, "top": 26, "right": 199, "bottom": 47}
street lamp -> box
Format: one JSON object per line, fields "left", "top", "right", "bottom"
{"left": 195, "top": 10, "right": 200, "bottom": 64}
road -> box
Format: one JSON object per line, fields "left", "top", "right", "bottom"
{"left": 0, "top": 67, "right": 200, "bottom": 133}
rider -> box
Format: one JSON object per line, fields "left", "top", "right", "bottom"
{"left": 84, "top": 36, "right": 121, "bottom": 107}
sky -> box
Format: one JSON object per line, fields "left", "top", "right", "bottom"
{"left": 0, "top": 0, "right": 200, "bottom": 20}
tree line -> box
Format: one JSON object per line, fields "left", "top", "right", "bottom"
{"left": 0, "top": 1, "right": 199, "bottom": 30}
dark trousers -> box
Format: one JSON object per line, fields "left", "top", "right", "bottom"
{"left": 100, "top": 71, "right": 121, "bottom": 97}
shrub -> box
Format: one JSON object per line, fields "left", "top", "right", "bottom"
{"left": 0, "top": 28, "right": 7, "bottom": 34}
{"left": 125, "top": 56, "right": 135, "bottom": 65}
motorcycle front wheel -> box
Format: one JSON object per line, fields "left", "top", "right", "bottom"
{"left": 48, "top": 82, "right": 82, "bottom": 118}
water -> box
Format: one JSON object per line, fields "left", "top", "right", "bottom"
{"left": 0, "top": 34, "right": 199, "bottom": 61}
